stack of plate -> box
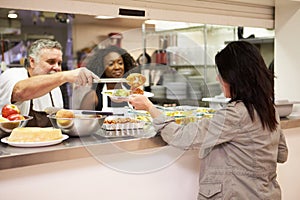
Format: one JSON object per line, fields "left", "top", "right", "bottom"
{"left": 150, "top": 85, "right": 166, "bottom": 98}
{"left": 177, "top": 68, "right": 196, "bottom": 77}
{"left": 162, "top": 73, "right": 175, "bottom": 85}
{"left": 164, "top": 82, "right": 187, "bottom": 100}
{"left": 188, "top": 88, "right": 202, "bottom": 100}
{"left": 187, "top": 76, "right": 205, "bottom": 100}
{"left": 206, "top": 82, "right": 222, "bottom": 97}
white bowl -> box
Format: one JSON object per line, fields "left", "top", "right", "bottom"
{"left": 275, "top": 100, "right": 300, "bottom": 117}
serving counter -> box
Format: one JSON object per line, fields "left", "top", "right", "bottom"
{"left": 0, "top": 132, "right": 167, "bottom": 170}
{"left": 0, "top": 116, "right": 299, "bottom": 171}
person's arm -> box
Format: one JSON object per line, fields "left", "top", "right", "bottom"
{"left": 12, "top": 68, "right": 99, "bottom": 103}
{"left": 128, "top": 95, "right": 162, "bottom": 118}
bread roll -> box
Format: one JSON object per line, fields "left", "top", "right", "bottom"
{"left": 55, "top": 109, "right": 75, "bottom": 127}
{"left": 56, "top": 109, "right": 75, "bottom": 118}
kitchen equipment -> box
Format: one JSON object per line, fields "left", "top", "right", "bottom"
{"left": 108, "top": 32, "right": 123, "bottom": 47}
{"left": 275, "top": 100, "right": 300, "bottom": 117}
{"left": 165, "top": 82, "right": 187, "bottom": 100}
{"left": 137, "top": 23, "right": 151, "bottom": 65}
{"left": 154, "top": 49, "right": 167, "bottom": 65}
{"left": 150, "top": 85, "right": 166, "bottom": 98}
{"left": 0, "top": 116, "right": 33, "bottom": 138}
{"left": 137, "top": 51, "right": 151, "bottom": 65}
{"left": 188, "top": 75, "right": 205, "bottom": 100}
{"left": 48, "top": 110, "right": 111, "bottom": 137}
{"left": 93, "top": 78, "right": 128, "bottom": 83}
{"left": 206, "top": 82, "right": 222, "bottom": 97}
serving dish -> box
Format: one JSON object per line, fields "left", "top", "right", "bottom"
{"left": 1, "top": 134, "right": 69, "bottom": 147}
{"left": 102, "top": 116, "right": 145, "bottom": 130}
{"left": 275, "top": 100, "right": 300, "bottom": 117}
{"left": 0, "top": 115, "right": 33, "bottom": 138}
{"left": 98, "top": 129, "right": 146, "bottom": 138}
{"left": 102, "top": 89, "right": 154, "bottom": 101}
{"left": 48, "top": 110, "right": 110, "bottom": 137}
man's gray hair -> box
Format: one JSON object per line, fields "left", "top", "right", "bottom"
{"left": 25, "top": 39, "right": 62, "bottom": 68}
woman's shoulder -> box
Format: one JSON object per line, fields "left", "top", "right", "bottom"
{"left": 216, "top": 101, "right": 248, "bottom": 121}
{"left": 227, "top": 101, "right": 247, "bottom": 112}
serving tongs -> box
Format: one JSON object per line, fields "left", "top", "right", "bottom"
{"left": 44, "top": 107, "right": 113, "bottom": 116}
{"left": 93, "top": 78, "right": 128, "bottom": 83}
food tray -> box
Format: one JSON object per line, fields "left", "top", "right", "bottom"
{"left": 102, "top": 116, "right": 145, "bottom": 130}
{"left": 98, "top": 129, "right": 146, "bottom": 138}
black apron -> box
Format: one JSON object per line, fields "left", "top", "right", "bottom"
{"left": 26, "top": 92, "right": 54, "bottom": 127}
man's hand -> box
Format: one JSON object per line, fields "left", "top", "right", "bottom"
{"left": 65, "top": 68, "right": 100, "bottom": 86}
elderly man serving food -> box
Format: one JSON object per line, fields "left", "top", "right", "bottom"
{"left": 0, "top": 39, "right": 100, "bottom": 127}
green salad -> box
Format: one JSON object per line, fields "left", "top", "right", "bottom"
{"left": 113, "top": 89, "right": 130, "bottom": 97}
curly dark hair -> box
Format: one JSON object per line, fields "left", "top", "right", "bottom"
{"left": 84, "top": 45, "right": 139, "bottom": 110}
{"left": 215, "top": 41, "right": 277, "bottom": 131}
{"left": 85, "top": 45, "right": 137, "bottom": 78}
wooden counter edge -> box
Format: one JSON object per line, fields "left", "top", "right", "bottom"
{"left": 280, "top": 117, "right": 300, "bottom": 129}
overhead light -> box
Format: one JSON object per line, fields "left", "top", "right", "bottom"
{"left": 8, "top": 10, "right": 18, "bottom": 19}
{"left": 39, "top": 12, "right": 46, "bottom": 23}
{"left": 145, "top": 20, "right": 203, "bottom": 31}
{"left": 95, "top": 15, "right": 115, "bottom": 19}
{"left": 55, "top": 13, "right": 74, "bottom": 23}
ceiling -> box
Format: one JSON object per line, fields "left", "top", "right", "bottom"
{"left": 0, "top": 8, "right": 145, "bottom": 32}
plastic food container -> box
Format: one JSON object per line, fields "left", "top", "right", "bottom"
{"left": 102, "top": 116, "right": 145, "bottom": 130}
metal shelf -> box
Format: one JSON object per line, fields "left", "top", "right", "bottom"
{"left": 225, "top": 37, "right": 274, "bottom": 44}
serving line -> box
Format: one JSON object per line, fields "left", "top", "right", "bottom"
{"left": 0, "top": 115, "right": 299, "bottom": 171}
{"left": 0, "top": 133, "right": 166, "bottom": 170}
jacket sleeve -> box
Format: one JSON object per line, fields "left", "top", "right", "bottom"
{"left": 277, "top": 129, "right": 288, "bottom": 163}
{"left": 152, "top": 106, "right": 240, "bottom": 151}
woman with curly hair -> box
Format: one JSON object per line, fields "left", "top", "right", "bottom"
{"left": 80, "top": 45, "right": 138, "bottom": 110}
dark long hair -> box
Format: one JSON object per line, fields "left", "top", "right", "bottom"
{"left": 215, "top": 41, "right": 277, "bottom": 131}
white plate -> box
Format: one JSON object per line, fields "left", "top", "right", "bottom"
{"left": 102, "top": 90, "right": 154, "bottom": 100}
{"left": 1, "top": 134, "right": 69, "bottom": 147}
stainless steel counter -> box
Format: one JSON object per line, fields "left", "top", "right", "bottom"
{"left": 0, "top": 116, "right": 299, "bottom": 171}
{"left": 0, "top": 132, "right": 167, "bottom": 170}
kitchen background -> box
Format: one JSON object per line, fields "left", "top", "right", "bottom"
{"left": 0, "top": 1, "right": 300, "bottom": 199}
{"left": 0, "top": 8, "right": 275, "bottom": 109}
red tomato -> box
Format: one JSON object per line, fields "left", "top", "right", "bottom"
{"left": 1, "top": 104, "right": 20, "bottom": 118}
